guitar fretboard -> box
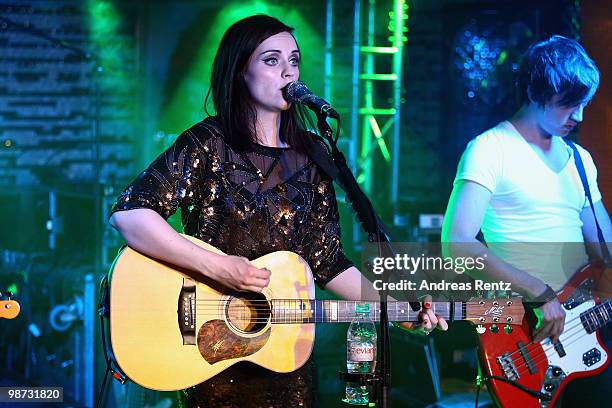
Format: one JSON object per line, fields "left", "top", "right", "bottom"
{"left": 580, "top": 300, "right": 612, "bottom": 334}
{"left": 269, "top": 300, "right": 466, "bottom": 324}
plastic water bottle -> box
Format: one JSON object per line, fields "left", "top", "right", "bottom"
{"left": 344, "top": 303, "right": 377, "bottom": 405}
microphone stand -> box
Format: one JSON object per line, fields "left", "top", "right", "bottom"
{"left": 315, "top": 113, "right": 402, "bottom": 408}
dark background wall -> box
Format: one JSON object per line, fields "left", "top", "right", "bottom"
{"left": 581, "top": 0, "right": 612, "bottom": 206}
{"left": 1, "top": 1, "right": 609, "bottom": 407}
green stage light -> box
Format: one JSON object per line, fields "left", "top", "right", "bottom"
{"left": 7, "top": 283, "right": 18, "bottom": 295}
{"left": 86, "top": 0, "right": 125, "bottom": 79}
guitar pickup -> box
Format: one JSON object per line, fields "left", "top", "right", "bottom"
{"left": 517, "top": 341, "right": 537, "bottom": 374}
{"left": 178, "top": 278, "right": 196, "bottom": 345}
{"left": 554, "top": 341, "right": 566, "bottom": 358}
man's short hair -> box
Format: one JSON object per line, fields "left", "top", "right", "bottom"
{"left": 517, "top": 35, "right": 599, "bottom": 107}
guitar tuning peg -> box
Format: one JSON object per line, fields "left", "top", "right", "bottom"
{"left": 476, "top": 325, "right": 486, "bottom": 334}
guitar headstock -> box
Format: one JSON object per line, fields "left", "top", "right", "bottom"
{"left": 465, "top": 298, "right": 524, "bottom": 326}
{"left": 0, "top": 291, "right": 20, "bottom": 320}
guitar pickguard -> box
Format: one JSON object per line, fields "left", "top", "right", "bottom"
{"left": 543, "top": 300, "right": 608, "bottom": 377}
{"left": 197, "top": 320, "right": 270, "bottom": 364}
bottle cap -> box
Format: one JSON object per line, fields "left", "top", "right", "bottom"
{"left": 355, "top": 303, "right": 370, "bottom": 314}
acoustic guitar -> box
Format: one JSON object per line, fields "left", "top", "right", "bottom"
{"left": 109, "top": 234, "right": 524, "bottom": 391}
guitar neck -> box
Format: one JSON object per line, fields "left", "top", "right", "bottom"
{"left": 581, "top": 299, "right": 612, "bottom": 334}
{"left": 270, "top": 300, "right": 465, "bottom": 324}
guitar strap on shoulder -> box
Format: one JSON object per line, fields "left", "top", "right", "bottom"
{"left": 564, "top": 139, "right": 612, "bottom": 265}
{"left": 303, "top": 132, "right": 344, "bottom": 190}
{"left": 302, "top": 132, "right": 395, "bottom": 241}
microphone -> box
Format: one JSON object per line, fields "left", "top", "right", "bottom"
{"left": 283, "top": 81, "right": 339, "bottom": 119}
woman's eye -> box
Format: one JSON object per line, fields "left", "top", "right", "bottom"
{"left": 290, "top": 58, "right": 300, "bottom": 66}
{"left": 263, "top": 58, "right": 278, "bottom": 66}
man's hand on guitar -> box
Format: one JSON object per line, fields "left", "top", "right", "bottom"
{"left": 396, "top": 295, "right": 449, "bottom": 335}
{"left": 208, "top": 255, "right": 271, "bottom": 292}
{"left": 533, "top": 298, "right": 566, "bottom": 343}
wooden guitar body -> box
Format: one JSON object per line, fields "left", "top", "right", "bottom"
{"left": 110, "top": 235, "right": 314, "bottom": 391}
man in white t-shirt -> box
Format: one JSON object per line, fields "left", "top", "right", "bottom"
{"left": 442, "top": 35, "right": 611, "bottom": 405}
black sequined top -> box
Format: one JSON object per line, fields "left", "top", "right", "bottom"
{"left": 111, "top": 117, "right": 353, "bottom": 407}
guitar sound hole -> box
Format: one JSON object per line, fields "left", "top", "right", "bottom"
{"left": 225, "top": 292, "right": 271, "bottom": 334}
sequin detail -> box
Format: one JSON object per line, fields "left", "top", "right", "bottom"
{"left": 111, "top": 118, "right": 352, "bottom": 406}
{"left": 177, "top": 361, "right": 316, "bottom": 408}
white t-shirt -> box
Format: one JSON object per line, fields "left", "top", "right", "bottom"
{"left": 454, "top": 120, "right": 602, "bottom": 290}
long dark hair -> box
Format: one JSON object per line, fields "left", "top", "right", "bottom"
{"left": 206, "top": 14, "right": 310, "bottom": 152}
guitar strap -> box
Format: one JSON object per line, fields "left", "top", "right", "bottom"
{"left": 303, "top": 132, "right": 344, "bottom": 190}
{"left": 303, "top": 132, "right": 396, "bottom": 241}
{"left": 98, "top": 261, "right": 129, "bottom": 385}
{"left": 564, "top": 140, "right": 612, "bottom": 265}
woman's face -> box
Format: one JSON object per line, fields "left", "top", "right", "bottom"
{"left": 243, "top": 32, "right": 300, "bottom": 114}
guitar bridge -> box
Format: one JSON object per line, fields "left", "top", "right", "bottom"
{"left": 554, "top": 341, "right": 566, "bottom": 358}
{"left": 178, "top": 278, "right": 196, "bottom": 345}
{"left": 496, "top": 352, "right": 520, "bottom": 381}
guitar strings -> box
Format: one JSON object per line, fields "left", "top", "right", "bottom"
{"left": 511, "top": 313, "right": 608, "bottom": 377}
{"left": 496, "top": 304, "right": 610, "bottom": 378}
{"left": 499, "top": 312, "right": 593, "bottom": 369}
{"left": 496, "top": 301, "right": 608, "bottom": 365}
{"left": 505, "top": 320, "right": 602, "bottom": 379}
{"left": 191, "top": 303, "right": 473, "bottom": 324}
{"left": 505, "top": 320, "right": 585, "bottom": 376}
{"left": 193, "top": 299, "right": 516, "bottom": 324}
{"left": 189, "top": 309, "right": 472, "bottom": 326}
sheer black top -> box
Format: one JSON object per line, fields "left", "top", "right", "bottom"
{"left": 112, "top": 117, "right": 353, "bottom": 288}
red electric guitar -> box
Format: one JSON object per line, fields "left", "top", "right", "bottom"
{"left": 478, "top": 262, "right": 610, "bottom": 407}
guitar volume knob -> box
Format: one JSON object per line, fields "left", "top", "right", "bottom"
{"left": 552, "top": 367, "right": 563, "bottom": 377}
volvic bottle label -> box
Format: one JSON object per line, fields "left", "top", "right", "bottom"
{"left": 348, "top": 342, "right": 375, "bottom": 362}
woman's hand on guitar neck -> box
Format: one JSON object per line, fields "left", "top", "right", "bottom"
{"left": 326, "top": 270, "right": 448, "bottom": 335}
{"left": 395, "top": 295, "right": 449, "bottom": 335}
{"left": 206, "top": 254, "right": 271, "bottom": 292}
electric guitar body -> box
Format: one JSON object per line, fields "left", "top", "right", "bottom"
{"left": 479, "top": 263, "right": 610, "bottom": 407}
